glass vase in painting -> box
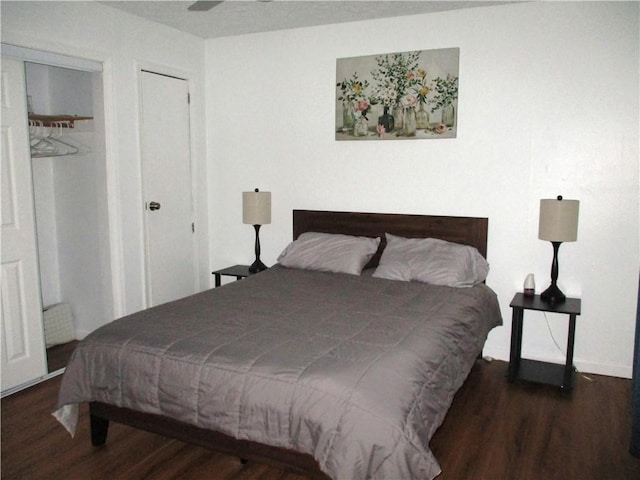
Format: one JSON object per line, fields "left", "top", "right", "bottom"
{"left": 342, "top": 101, "right": 355, "bottom": 130}
{"left": 442, "top": 103, "right": 455, "bottom": 127}
{"left": 378, "top": 106, "right": 394, "bottom": 133}
{"left": 393, "top": 105, "right": 404, "bottom": 130}
{"left": 403, "top": 107, "right": 416, "bottom": 137}
{"left": 416, "top": 103, "right": 429, "bottom": 130}
{"left": 353, "top": 116, "right": 369, "bottom": 137}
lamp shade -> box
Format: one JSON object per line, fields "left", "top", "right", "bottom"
{"left": 538, "top": 196, "right": 579, "bottom": 242}
{"left": 242, "top": 189, "right": 271, "bottom": 225}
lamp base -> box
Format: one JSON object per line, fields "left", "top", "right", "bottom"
{"left": 249, "top": 259, "right": 268, "bottom": 274}
{"left": 540, "top": 283, "right": 566, "bottom": 303}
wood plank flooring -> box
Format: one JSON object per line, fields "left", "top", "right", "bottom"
{"left": 2, "top": 359, "right": 639, "bottom": 479}
{"left": 46, "top": 340, "right": 80, "bottom": 372}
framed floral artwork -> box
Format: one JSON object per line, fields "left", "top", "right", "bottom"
{"left": 335, "top": 47, "right": 459, "bottom": 141}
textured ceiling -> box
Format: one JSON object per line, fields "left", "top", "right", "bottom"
{"left": 102, "top": 1, "right": 516, "bottom": 39}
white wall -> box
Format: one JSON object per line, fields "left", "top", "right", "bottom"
{"left": 3, "top": 1, "right": 637, "bottom": 378}
{"left": 206, "top": 2, "right": 639, "bottom": 377}
{"left": 53, "top": 128, "right": 110, "bottom": 336}
{"left": 26, "top": 63, "right": 111, "bottom": 338}
{"left": 1, "top": 1, "right": 209, "bottom": 317}
{"left": 32, "top": 158, "right": 60, "bottom": 307}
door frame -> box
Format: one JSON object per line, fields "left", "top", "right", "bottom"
{"left": 0, "top": 43, "right": 119, "bottom": 395}
{"left": 136, "top": 64, "right": 199, "bottom": 308}
{"left": 3, "top": 41, "right": 123, "bottom": 319}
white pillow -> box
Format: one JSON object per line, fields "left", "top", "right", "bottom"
{"left": 277, "top": 232, "right": 380, "bottom": 275}
{"left": 373, "top": 233, "right": 489, "bottom": 287}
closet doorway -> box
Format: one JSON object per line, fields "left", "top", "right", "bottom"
{"left": 27, "top": 61, "right": 113, "bottom": 374}
{"left": 1, "top": 48, "right": 112, "bottom": 394}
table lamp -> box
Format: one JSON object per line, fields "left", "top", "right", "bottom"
{"left": 538, "top": 195, "right": 579, "bottom": 303}
{"left": 243, "top": 188, "right": 271, "bottom": 273}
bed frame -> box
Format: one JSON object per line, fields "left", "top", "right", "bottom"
{"left": 293, "top": 210, "right": 488, "bottom": 262}
{"left": 89, "top": 210, "right": 489, "bottom": 478}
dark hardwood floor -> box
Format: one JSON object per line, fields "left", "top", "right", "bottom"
{"left": 2, "top": 359, "right": 639, "bottom": 479}
{"left": 46, "top": 340, "right": 80, "bottom": 372}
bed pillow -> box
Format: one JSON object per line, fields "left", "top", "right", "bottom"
{"left": 373, "top": 233, "right": 489, "bottom": 287}
{"left": 277, "top": 232, "right": 381, "bottom": 275}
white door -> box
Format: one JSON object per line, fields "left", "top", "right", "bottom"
{"left": 140, "top": 71, "right": 195, "bottom": 306}
{"left": 1, "top": 57, "right": 47, "bottom": 392}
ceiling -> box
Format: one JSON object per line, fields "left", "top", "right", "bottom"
{"left": 102, "top": 1, "right": 515, "bottom": 39}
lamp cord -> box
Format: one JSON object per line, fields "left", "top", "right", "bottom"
{"left": 543, "top": 312, "right": 595, "bottom": 383}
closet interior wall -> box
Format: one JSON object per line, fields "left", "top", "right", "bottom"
{"left": 26, "top": 62, "right": 113, "bottom": 352}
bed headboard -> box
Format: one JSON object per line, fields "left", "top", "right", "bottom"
{"left": 293, "top": 210, "right": 488, "bottom": 267}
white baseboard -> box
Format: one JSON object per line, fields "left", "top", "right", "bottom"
{"left": 574, "top": 360, "right": 632, "bottom": 379}
{"left": 482, "top": 346, "right": 632, "bottom": 380}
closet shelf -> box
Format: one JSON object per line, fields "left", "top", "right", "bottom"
{"left": 28, "top": 114, "right": 93, "bottom": 128}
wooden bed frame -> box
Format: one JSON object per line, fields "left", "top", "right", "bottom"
{"left": 293, "top": 210, "right": 488, "bottom": 261}
{"left": 89, "top": 210, "right": 489, "bottom": 478}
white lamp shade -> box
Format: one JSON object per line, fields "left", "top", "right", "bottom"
{"left": 538, "top": 197, "right": 579, "bottom": 242}
{"left": 242, "top": 190, "right": 271, "bottom": 225}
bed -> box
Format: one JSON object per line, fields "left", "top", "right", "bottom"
{"left": 54, "top": 210, "right": 502, "bottom": 480}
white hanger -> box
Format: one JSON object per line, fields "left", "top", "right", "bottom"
{"left": 29, "top": 119, "right": 85, "bottom": 158}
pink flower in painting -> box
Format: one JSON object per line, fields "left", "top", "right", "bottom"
{"left": 354, "top": 98, "right": 369, "bottom": 112}
{"left": 435, "top": 123, "right": 446, "bottom": 134}
{"left": 401, "top": 94, "right": 417, "bottom": 108}
{"left": 376, "top": 124, "right": 386, "bottom": 138}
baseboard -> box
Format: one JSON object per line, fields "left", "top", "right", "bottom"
{"left": 483, "top": 346, "right": 632, "bottom": 380}
{"left": 574, "top": 361, "right": 632, "bottom": 379}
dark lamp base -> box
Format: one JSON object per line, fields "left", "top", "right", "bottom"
{"left": 248, "top": 259, "right": 268, "bottom": 274}
{"left": 540, "top": 283, "right": 566, "bottom": 303}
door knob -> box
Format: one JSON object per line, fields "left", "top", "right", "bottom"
{"left": 149, "top": 201, "right": 161, "bottom": 211}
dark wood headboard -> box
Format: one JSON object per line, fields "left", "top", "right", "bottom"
{"left": 293, "top": 210, "right": 488, "bottom": 266}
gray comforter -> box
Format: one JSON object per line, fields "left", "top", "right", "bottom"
{"left": 54, "top": 266, "right": 502, "bottom": 479}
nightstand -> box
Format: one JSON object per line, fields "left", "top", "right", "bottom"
{"left": 508, "top": 293, "right": 581, "bottom": 391}
{"left": 212, "top": 265, "right": 252, "bottom": 287}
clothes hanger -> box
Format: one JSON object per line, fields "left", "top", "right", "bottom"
{"left": 29, "top": 120, "right": 81, "bottom": 157}
{"left": 48, "top": 121, "right": 80, "bottom": 155}
{"left": 30, "top": 121, "right": 59, "bottom": 157}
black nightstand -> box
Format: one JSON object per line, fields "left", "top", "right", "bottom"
{"left": 508, "top": 293, "right": 581, "bottom": 391}
{"left": 212, "top": 265, "right": 252, "bottom": 287}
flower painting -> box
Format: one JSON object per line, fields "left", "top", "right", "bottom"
{"left": 336, "top": 47, "right": 459, "bottom": 141}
